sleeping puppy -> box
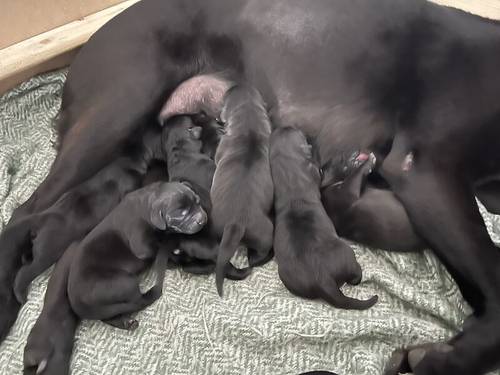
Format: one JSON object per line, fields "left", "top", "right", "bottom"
{"left": 22, "top": 168, "right": 173, "bottom": 375}
{"left": 210, "top": 85, "right": 274, "bottom": 296}
{"left": 270, "top": 126, "right": 378, "bottom": 310}
{"left": 12, "top": 125, "right": 165, "bottom": 304}
{"left": 162, "top": 115, "right": 250, "bottom": 280}
{"left": 322, "top": 154, "right": 425, "bottom": 252}
{"left": 67, "top": 181, "right": 206, "bottom": 328}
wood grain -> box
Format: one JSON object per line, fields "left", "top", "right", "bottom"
{"left": 0, "top": 0, "right": 140, "bottom": 94}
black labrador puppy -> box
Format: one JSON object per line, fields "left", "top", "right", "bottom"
{"left": 270, "top": 126, "right": 377, "bottom": 310}
{"left": 11, "top": 125, "right": 165, "bottom": 304}
{"left": 67, "top": 181, "right": 206, "bottom": 326}
{"left": 162, "top": 115, "right": 250, "bottom": 280}
{"left": 322, "top": 153, "right": 425, "bottom": 252}
{"left": 210, "top": 85, "right": 274, "bottom": 297}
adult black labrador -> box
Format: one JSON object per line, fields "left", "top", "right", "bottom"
{"left": 1, "top": 0, "right": 500, "bottom": 374}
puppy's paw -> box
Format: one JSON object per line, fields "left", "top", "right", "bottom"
{"left": 226, "top": 265, "right": 252, "bottom": 280}
{"left": 103, "top": 316, "right": 140, "bottom": 331}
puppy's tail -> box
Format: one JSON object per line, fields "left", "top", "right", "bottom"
{"left": 215, "top": 223, "right": 245, "bottom": 297}
{"left": 321, "top": 282, "right": 378, "bottom": 311}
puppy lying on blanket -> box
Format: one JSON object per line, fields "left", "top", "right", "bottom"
{"left": 11, "top": 126, "right": 165, "bottom": 304}
{"left": 67, "top": 181, "right": 206, "bottom": 327}
{"left": 322, "top": 154, "right": 425, "bottom": 252}
{"left": 270, "top": 126, "right": 377, "bottom": 310}
{"left": 211, "top": 85, "right": 274, "bottom": 297}
{"left": 23, "top": 181, "right": 200, "bottom": 375}
{"left": 162, "top": 115, "right": 250, "bottom": 280}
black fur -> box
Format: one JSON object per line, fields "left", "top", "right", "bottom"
{"left": 162, "top": 115, "right": 251, "bottom": 281}
{"left": 0, "top": 1, "right": 499, "bottom": 373}
{"left": 322, "top": 154, "right": 425, "bottom": 252}
{"left": 11, "top": 125, "right": 164, "bottom": 307}
{"left": 270, "top": 127, "right": 377, "bottom": 310}
{"left": 211, "top": 85, "right": 274, "bottom": 296}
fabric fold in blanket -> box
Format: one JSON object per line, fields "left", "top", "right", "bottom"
{"left": 1, "top": 70, "right": 499, "bottom": 375}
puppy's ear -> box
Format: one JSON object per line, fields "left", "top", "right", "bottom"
{"left": 150, "top": 209, "right": 167, "bottom": 230}
{"left": 180, "top": 181, "right": 201, "bottom": 204}
{"left": 189, "top": 126, "right": 203, "bottom": 140}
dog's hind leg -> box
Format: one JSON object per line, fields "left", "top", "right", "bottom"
{"left": 381, "top": 135, "right": 500, "bottom": 374}
{"left": 72, "top": 250, "right": 168, "bottom": 327}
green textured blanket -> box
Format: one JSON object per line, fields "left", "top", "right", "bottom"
{"left": 0, "top": 70, "right": 498, "bottom": 375}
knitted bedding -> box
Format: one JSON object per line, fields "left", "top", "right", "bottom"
{"left": 0, "top": 70, "right": 499, "bottom": 375}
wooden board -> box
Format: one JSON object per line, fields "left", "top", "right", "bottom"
{"left": 0, "top": 0, "right": 140, "bottom": 94}
{"left": 0, "top": 0, "right": 127, "bottom": 49}
{"left": 431, "top": 0, "right": 500, "bottom": 19}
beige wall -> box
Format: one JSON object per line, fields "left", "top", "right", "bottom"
{"left": 0, "top": 0, "right": 126, "bottom": 49}
{"left": 431, "top": 0, "right": 500, "bottom": 19}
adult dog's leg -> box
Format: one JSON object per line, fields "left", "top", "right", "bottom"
{"left": 381, "top": 135, "right": 500, "bottom": 374}
{"left": 24, "top": 246, "right": 79, "bottom": 375}
{"left": 0, "top": 216, "right": 33, "bottom": 341}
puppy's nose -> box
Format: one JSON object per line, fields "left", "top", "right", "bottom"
{"left": 195, "top": 210, "right": 208, "bottom": 226}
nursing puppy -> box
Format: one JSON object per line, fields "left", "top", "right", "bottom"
{"left": 211, "top": 85, "right": 274, "bottom": 296}
{"left": 12, "top": 126, "right": 165, "bottom": 304}
{"left": 270, "top": 127, "right": 377, "bottom": 310}
{"left": 67, "top": 181, "right": 206, "bottom": 327}
{"left": 322, "top": 154, "right": 425, "bottom": 252}
{"left": 162, "top": 115, "right": 250, "bottom": 280}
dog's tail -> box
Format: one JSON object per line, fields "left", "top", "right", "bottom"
{"left": 321, "top": 281, "right": 378, "bottom": 310}
{"left": 215, "top": 223, "right": 245, "bottom": 297}
{"left": 141, "top": 248, "right": 169, "bottom": 305}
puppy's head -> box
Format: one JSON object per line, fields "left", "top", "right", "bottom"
{"left": 162, "top": 115, "right": 203, "bottom": 153}
{"left": 320, "top": 150, "right": 371, "bottom": 188}
{"left": 150, "top": 182, "right": 207, "bottom": 234}
{"left": 270, "top": 126, "right": 321, "bottom": 183}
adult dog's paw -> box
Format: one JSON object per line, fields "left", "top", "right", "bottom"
{"left": 24, "top": 319, "right": 75, "bottom": 375}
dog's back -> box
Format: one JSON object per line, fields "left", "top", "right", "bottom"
{"left": 270, "top": 127, "right": 377, "bottom": 310}
{"left": 211, "top": 85, "right": 274, "bottom": 295}
{"left": 211, "top": 86, "right": 274, "bottom": 229}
